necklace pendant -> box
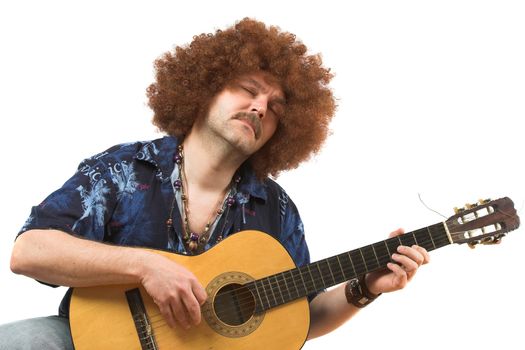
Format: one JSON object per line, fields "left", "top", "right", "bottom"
{"left": 188, "top": 240, "right": 198, "bottom": 251}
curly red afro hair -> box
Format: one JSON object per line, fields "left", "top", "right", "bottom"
{"left": 147, "top": 18, "right": 336, "bottom": 179}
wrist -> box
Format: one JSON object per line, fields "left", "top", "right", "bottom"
{"left": 127, "top": 248, "right": 156, "bottom": 284}
{"left": 364, "top": 273, "right": 381, "bottom": 297}
{"left": 345, "top": 275, "right": 381, "bottom": 308}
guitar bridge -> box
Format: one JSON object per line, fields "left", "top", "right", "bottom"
{"left": 126, "top": 288, "right": 158, "bottom": 350}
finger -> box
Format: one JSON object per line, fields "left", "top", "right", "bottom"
{"left": 387, "top": 262, "right": 406, "bottom": 277}
{"left": 388, "top": 228, "right": 405, "bottom": 238}
{"left": 391, "top": 253, "right": 419, "bottom": 272}
{"left": 192, "top": 281, "right": 208, "bottom": 306}
{"left": 181, "top": 292, "right": 203, "bottom": 326}
{"left": 397, "top": 245, "right": 425, "bottom": 266}
{"left": 157, "top": 301, "right": 177, "bottom": 328}
{"left": 387, "top": 262, "right": 408, "bottom": 288}
{"left": 413, "top": 245, "right": 430, "bottom": 264}
{"left": 171, "top": 297, "right": 191, "bottom": 329}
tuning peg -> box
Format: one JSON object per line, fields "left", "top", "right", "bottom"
{"left": 481, "top": 233, "right": 506, "bottom": 245}
{"left": 454, "top": 207, "right": 465, "bottom": 214}
{"left": 478, "top": 198, "right": 491, "bottom": 205}
{"left": 468, "top": 241, "right": 478, "bottom": 249}
{"left": 465, "top": 203, "right": 478, "bottom": 209}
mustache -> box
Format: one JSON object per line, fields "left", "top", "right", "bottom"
{"left": 232, "top": 112, "right": 262, "bottom": 139}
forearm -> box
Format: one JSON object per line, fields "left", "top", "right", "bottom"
{"left": 10, "top": 229, "right": 153, "bottom": 287}
{"left": 307, "top": 283, "right": 361, "bottom": 340}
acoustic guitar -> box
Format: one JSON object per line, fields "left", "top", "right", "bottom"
{"left": 69, "top": 197, "right": 520, "bottom": 349}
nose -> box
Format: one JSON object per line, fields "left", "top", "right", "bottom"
{"left": 250, "top": 97, "right": 267, "bottom": 119}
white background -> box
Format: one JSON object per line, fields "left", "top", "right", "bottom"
{"left": 1, "top": 1, "right": 524, "bottom": 349}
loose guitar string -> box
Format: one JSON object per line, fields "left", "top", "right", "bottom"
{"left": 144, "top": 229, "right": 452, "bottom": 328}
{"left": 146, "top": 206, "right": 513, "bottom": 328}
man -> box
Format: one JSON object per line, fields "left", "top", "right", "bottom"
{"left": 2, "top": 18, "right": 429, "bottom": 348}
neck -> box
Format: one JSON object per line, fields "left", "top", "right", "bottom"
{"left": 181, "top": 130, "right": 246, "bottom": 192}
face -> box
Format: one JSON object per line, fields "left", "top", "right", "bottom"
{"left": 203, "top": 72, "right": 286, "bottom": 157}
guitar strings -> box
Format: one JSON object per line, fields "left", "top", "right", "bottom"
{"left": 141, "top": 231, "right": 451, "bottom": 325}
{"left": 126, "top": 205, "right": 515, "bottom": 333}
{"left": 164, "top": 205, "right": 512, "bottom": 317}
{"left": 147, "top": 232, "right": 448, "bottom": 322}
{"left": 144, "top": 201, "right": 516, "bottom": 328}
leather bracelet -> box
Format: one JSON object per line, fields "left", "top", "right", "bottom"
{"left": 345, "top": 275, "right": 381, "bottom": 308}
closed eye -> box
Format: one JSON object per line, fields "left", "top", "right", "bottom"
{"left": 240, "top": 85, "right": 257, "bottom": 96}
{"left": 269, "top": 100, "right": 285, "bottom": 117}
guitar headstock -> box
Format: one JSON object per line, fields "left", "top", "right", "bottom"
{"left": 445, "top": 197, "right": 520, "bottom": 248}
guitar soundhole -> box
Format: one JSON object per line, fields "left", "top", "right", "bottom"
{"left": 213, "top": 283, "right": 255, "bottom": 326}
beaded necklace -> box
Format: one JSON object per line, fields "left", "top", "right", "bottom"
{"left": 165, "top": 145, "right": 240, "bottom": 253}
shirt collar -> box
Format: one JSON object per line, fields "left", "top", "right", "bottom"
{"left": 134, "top": 136, "right": 268, "bottom": 201}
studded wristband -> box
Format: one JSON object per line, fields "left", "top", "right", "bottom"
{"left": 345, "top": 275, "right": 381, "bottom": 308}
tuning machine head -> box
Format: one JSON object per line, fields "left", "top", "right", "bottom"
{"left": 454, "top": 206, "right": 465, "bottom": 214}
{"left": 465, "top": 202, "right": 479, "bottom": 210}
{"left": 478, "top": 198, "right": 491, "bottom": 205}
{"left": 481, "top": 233, "right": 506, "bottom": 245}
{"left": 467, "top": 233, "right": 506, "bottom": 249}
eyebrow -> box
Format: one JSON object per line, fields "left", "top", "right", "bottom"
{"left": 244, "top": 78, "right": 287, "bottom": 105}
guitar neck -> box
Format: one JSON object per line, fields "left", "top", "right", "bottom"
{"left": 248, "top": 222, "right": 451, "bottom": 312}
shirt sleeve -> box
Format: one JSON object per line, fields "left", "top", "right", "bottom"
{"left": 18, "top": 154, "right": 118, "bottom": 242}
{"left": 279, "top": 191, "right": 310, "bottom": 268}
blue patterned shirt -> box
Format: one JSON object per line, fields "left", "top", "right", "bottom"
{"left": 19, "top": 136, "right": 312, "bottom": 316}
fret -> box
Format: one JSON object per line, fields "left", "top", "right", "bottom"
{"left": 429, "top": 225, "right": 443, "bottom": 248}
{"left": 306, "top": 264, "right": 318, "bottom": 291}
{"left": 289, "top": 270, "right": 301, "bottom": 299}
{"left": 371, "top": 245, "right": 380, "bottom": 266}
{"left": 335, "top": 255, "right": 348, "bottom": 280}
{"left": 361, "top": 246, "right": 379, "bottom": 271}
{"left": 400, "top": 233, "right": 416, "bottom": 247}
{"left": 325, "top": 258, "right": 338, "bottom": 285}
{"left": 339, "top": 252, "right": 357, "bottom": 279}
{"left": 413, "top": 232, "right": 419, "bottom": 245}
{"left": 414, "top": 228, "right": 431, "bottom": 251}
{"left": 255, "top": 279, "right": 269, "bottom": 311}
{"left": 272, "top": 275, "right": 285, "bottom": 304}
{"left": 349, "top": 249, "right": 367, "bottom": 275}
{"left": 416, "top": 228, "right": 432, "bottom": 251}
{"left": 280, "top": 271, "right": 292, "bottom": 302}
{"left": 384, "top": 239, "right": 392, "bottom": 256}
{"left": 373, "top": 241, "right": 391, "bottom": 267}
{"left": 387, "top": 237, "right": 400, "bottom": 258}
{"left": 315, "top": 262, "right": 326, "bottom": 287}
{"left": 268, "top": 277, "right": 279, "bottom": 307}
{"left": 296, "top": 267, "right": 309, "bottom": 296}
{"left": 434, "top": 224, "right": 450, "bottom": 248}
{"left": 262, "top": 277, "right": 277, "bottom": 308}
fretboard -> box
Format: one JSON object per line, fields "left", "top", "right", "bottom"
{"left": 247, "top": 222, "right": 450, "bottom": 313}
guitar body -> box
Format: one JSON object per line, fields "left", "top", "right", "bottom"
{"left": 70, "top": 230, "right": 310, "bottom": 350}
